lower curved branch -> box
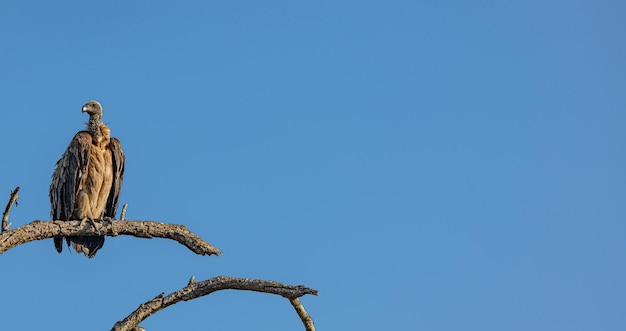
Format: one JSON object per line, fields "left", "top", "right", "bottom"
{"left": 0, "top": 219, "right": 221, "bottom": 256}
{"left": 111, "top": 276, "right": 318, "bottom": 331}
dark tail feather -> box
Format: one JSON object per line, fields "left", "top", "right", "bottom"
{"left": 68, "top": 236, "right": 105, "bottom": 258}
{"left": 54, "top": 237, "right": 63, "bottom": 253}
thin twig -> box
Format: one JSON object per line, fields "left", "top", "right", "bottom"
{"left": 120, "top": 203, "right": 128, "bottom": 221}
{"left": 111, "top": 276, "right": 318, "bottom": 331}
{"left": 290, "top": 297, "right": 316, "bottom": 331}
{"left": 1, "top": 187, "right": 19, "bottom": 233}
{"left": 0, "top": 219, "right": 222, "bottom": 256}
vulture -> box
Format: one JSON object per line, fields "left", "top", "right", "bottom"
{"left": 50, "top": 100, "right": 125, "bottom": 258}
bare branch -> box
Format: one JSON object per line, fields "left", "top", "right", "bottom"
{"left": 0, "top": 219, "right": 221, "bottom": 256}
{"left": 1, "top": 187, "right": 19, "bottom": 233}
{"left": 0, "top": 191, "right": 316, "bottom": 330}
{"left": 112, "top": 276, "right": 318, "bottom": 331}
{"left": 290, "top": 297, "right": 316, "bottom": 331}
{"left": 120, "top": 204, "right": 128, "bottom": 221}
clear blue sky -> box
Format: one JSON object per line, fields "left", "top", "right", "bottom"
{"left": 1, "top": 1, "right": 624, "bottom": 330}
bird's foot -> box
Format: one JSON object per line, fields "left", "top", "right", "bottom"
{"left": 80, "top": 217, "right": 100, "bottom": 234}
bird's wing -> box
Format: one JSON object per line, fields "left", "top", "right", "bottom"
{"left": 104, "top": 137, "right": 125, "bottom": 218}
{"left": 50, "top": 131, "right": 92, "bottom": 220}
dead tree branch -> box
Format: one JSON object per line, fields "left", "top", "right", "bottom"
{"left": 0, "top": 189, "right": 316, "bottom": 330}
{"left": 0, "top": 219, "right": 221, "bottom": 256}
{"left": 1, "top": 186, "right": 19, "bottom": 233}
{"left": 112, "top": 276, "right": 318, "bottom": 331}
{"left": 290, "top": 297, "right": 316, "bottom": 331}
{"left": 120, "top": 203, "right": 128, "bottom": 221}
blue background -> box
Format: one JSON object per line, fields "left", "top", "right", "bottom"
{"left": 1, "top": 1, "right": 624, "bottom": 330}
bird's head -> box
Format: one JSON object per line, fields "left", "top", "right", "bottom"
{"left": 82, "top": 100, "right": 103, "bottom": 116}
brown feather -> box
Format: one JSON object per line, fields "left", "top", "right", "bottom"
{"left": 106, "top": 137, "right": 125, "bottom": 217}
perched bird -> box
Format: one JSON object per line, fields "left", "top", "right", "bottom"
{"left": 50, "top": 100, "right": 125, "bottom": 258}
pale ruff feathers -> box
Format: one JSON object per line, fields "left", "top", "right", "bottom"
{"left": 76, "top": 123, "right": 114, "bottom": 219}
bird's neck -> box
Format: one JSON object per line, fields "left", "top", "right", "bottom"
{"left": 88, "top": 114, "right": 103, "bottom": 142}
